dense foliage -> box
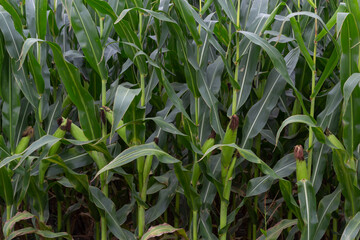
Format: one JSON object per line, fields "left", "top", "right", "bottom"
{"left": 0, "top": 0, "right": 359, "bottom": 239}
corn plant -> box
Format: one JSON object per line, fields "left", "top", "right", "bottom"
{"left": 2, "top": 0, "right": 360, "bottom": 239}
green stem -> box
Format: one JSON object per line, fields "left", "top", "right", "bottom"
{"left": 192, "top": 210, "right": 198, "bottom": 240}
{"left": 232, "top": 38, "right": 240, "bottom": 114}
{"left": 101, "top": 79, "right": 107, "bottom": 107}
{"left": 195, "top": 97, "right": 199, "bottom": 125}
{"left": 247, "top": 223, "right": 252, "bottom": 240}
{"left": 66, "top": 188, "right": 71, "bottom": 234}
{"left": 137, "top": 154, "right": 145, "bottom": 237}
{"left": 101, "top": 217, "right": 107, "bottom": 239}
{"left": 219, "top": 200, "right": 228, "bottom": 240}
{"left": 137, "top": 57, "right": 146, "bottom": 238}
{"left": 287, "top": 211, "right": 292, "bottom": 232}
{"left": 54, "top": 0, "right": 57, "bottom": 13}
{"left": 139, "top": 13, "right": 143, "bottom": 43}
{"left": 175, "top": 192, "right": 180, "bottom": 227}
{"left": 140, "top": 74, "right": 146, "bottom": 106}
{"left": 37, "top": 42, "right": 41, "bottom": 63}
{"left": 101, "top": 79, "right": 107, "bottom": 139}
{"left": 37, "top": 42, "right": 43, "bottom": 125}
{"left": 101, "top": 177, "right": 108, "bottom": 240}
{"left": 308, "top": 6, "right": 318, "bottom": 179}
{"left": 6, "top": 205, "right": 11, "bottom": 220}
{"left": 38, "top": 96, "right": 43, "bottom": 123}
{"left": 253, "top": 136, "right": 261, "bottom": 240}
{"left": 95, "top": 222, "right": 100, "bottom": 240}
{"left": 220, "top": 156, "right": 236, "bottom": 240}
{"left": 40, "top": 209, "right": 44, "bottom": 222}
{"left": 232, "top": 88, "right": 238, "bottom": 115}
{"left": 57, "top": 201, "right": 62, "bottom": 233}
{"left": 332, "top": 212, "right": 337, "bottom": 240}
{"left": 138, "top": 155, "right": 153, "bottom": 237}
{"left": 232, "top": 1, "right": 241, "bottom": 115}
{"left": 100, "top": 15, "right": 104, "bottom": 38}
{"left": 101, "top": 77, "right": 108, "bottom": 240}
{"left": 138, "top": 204, "right": 145, "bottom": 237}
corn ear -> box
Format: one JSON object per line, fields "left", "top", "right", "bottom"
{"left": 69, "top": 122, "right": 107, "bottom": 170}
{"left": 294, "top": 145, "right": 308, "bottom": 181}
{"left": 190, "top": 131, "right": 216, "bottom": 186}
{"left": 48, "top": 118, "right": 71, "bottom": 155}
{"left": 39, "top": 119, "right": 72, "bottom": 186}
{"left": 201, "top": 130, "right": 216, "bottom": 154}
{"left": 102, "top": 106, "right": 128, "bottom": 144}
{"left": 221, "top": 115, "right": 239, "bottom": 181}
{"left": 14, "top": 126, "right": 34, "bottom": 154}
{"left": 325, "top": 128, "right": 345, "bottom": 151}
{"left": 70, "top": 122, "right": 88, "bottom": 141}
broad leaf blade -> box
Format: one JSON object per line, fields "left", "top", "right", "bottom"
{"left": 297, "top": 180, "right": 318, "bottom": 240}
{"left": 69, "top": 0, "right": 107, "bottom": 81}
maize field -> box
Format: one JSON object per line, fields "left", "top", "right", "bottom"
{"left": 0, "top": 0, "right": 359, "bottom": 239}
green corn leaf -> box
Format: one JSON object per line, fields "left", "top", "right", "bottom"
{"left": 84, "top": 0, "right": 148, "bottom": 75}
{"left": 89, "top": 186, "right": 135, "bottom": 240}
{"left": 286, "top": 13, "right": 314, "bottom": 71}
{"left": 297, "top": 180, "right": 318, "bottom": 240}
{"left": 275, "top": 115, "right": 325, "bottom": 147}
{"left": 116, "top": 7, "right": 176, "bottom": 24}
{"left": 240, "top": 31, "right": 308, "bottom": 115}
{"left": 141, "top": 223, "right": 188, "bottom": 240}
{"left": 311, "top": 45, "right": 340, "bottom": 99}
{"left": 111, "top": 85, "right": 141, "bottom": 138}
{"left": 0, "top": 6, "right": 39, "bottom": 108}
{"left": 279, "top": 179, "right": 302, "bottom": 225}
{"left": 69, "top": 0, "right": 107, "bottom": 81}
{"left": 3, "top": 211, "right": 72, "bottom": 240}
{"left": 0, "top": 135, "right": 10, "bottom": 157}
{"left": 213, "top": 0, "right": 236, "bottom": 25}
{"left": 1, "top": 55, "right": 20, "bottom": 152}
{"left": 197, "top": 71, "right": 224, "bottom": 138}
{"left": 96, "top": 143, "right": 180, "bottom": 177}
{"left": 340, "top": 14, "right": 360, "bottom": 158}
{"left": 332, "top": 149, "right": 360, "bottom": 217}
{"left": 317, "top": 3, "right": 346, "bottom": 41}
{"left": 345, "top": 0, "right": 360, "bottom": 30}
{"left": 156, "top": 69, "right": 192, "bottom": 121}
{"left": 145, "top": 172, "right": 178, "bottom": 224}
{"left": 35, "top": 0, "right": 47, "bottom": 39}
{"left": 15, "top": 135, "right": 61, "bottom": 168}
{"left": 258, "top": 219, "right": 298, "bottom": 240}
{"left": 313, "top": 186, "right": 341, "bottom": 239}
{"left": 247, "top": 154, "right": 296, "bottom": 197}
{"left": 146, "top": 117, "right": 186, "bottom": 136}
{"left": 201, "top": 143, "right": 279, "bottom": 179}
{"left": 0, "top": 0, "right": 24, "bottom": 37}
{"left": 173, "top": 0, "right": 202, "bottom": 46}
{"left": 27, "top": 52, "right": 45, "bottom": 94}
{"left": 241, "top": 48, "right": 300, "bottom": 148}
{"left": 0, "top": 167, "right": 14, "bottom": 206}
{"left": 340, "top": 211, "right": 360, "bottom": 240}
{"left": 3, "top": 211, "right": 35, "bottom": 237}
{"left": 173, "top": 162, "right": 201, "bottom": 211}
